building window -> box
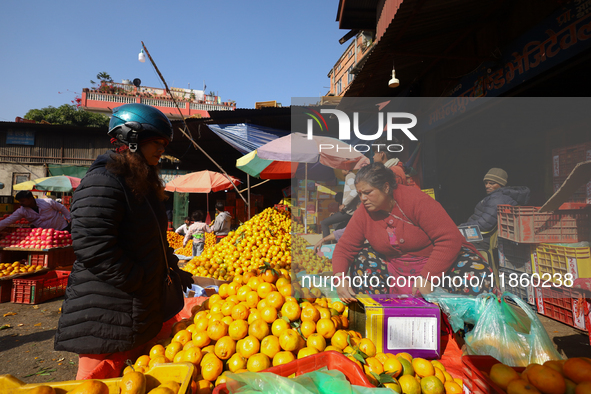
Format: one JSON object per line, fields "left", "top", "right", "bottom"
{"left": 12, "top": 173, "right": 30, "bottom": 193}
{"left": 348, "top": 49, "right": 353, "bottom": 58}
{"left": 347, "top": 66, "right": 355, "bottom": 84}
{"left": 336, "top": 79, "right": 342, "bottom": 95}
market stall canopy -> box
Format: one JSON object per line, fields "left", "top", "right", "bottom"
{"left": 164, "top": 170, "right": 241, "bottom": 193}
{"left": 236, "top": 150, "right": 298, "bottom": 180}
{"left": 13, "top": 176, "right": 81, "bottom": 193}
{"left": 207, "top": 123, "right": 290, "bottom": 154}
{"left": 257, "top": 132, "right": 370, "bottom": 170}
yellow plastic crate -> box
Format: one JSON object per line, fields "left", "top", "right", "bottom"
{"left": 0, "top": 362, "right": 194, "bottom": 394}
{"left": 531, "top": 243, "right": 591, "bottom": 285}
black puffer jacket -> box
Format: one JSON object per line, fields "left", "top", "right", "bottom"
{"left": 54, "top": 151, "right": 182, "bottom": 354}
{"left": 463, "top": 186, "right": 531, "bottom": 233}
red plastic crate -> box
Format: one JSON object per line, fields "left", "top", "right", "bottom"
{"left": 28, "top": 247, "right": 76, "bottom": 269}
{"left": 213, "top": 351, "right": 373, "bottom": 394}
{"left": 462, "top": 355, "right": 524, "bottom": 394}
{"left": 497, "top": 205, "right": 590, "bottom": 243}
{"left": 552, "top": 141, "right": 591, "bottom": 178}
{"left": 535, "top": 286, "right": 588, "bottom": 331}
{"left": 0, "top": 280, "right": 12, "bottom": 303}
{"left": 11, "top": 270, "right": 70, "bottom": 304}
{"left": 553, "top": 176, "right": 591, "bottom": 204}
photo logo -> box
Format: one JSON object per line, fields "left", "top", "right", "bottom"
{"left": 306, "top": 108, "right": 418, "bottom": 153}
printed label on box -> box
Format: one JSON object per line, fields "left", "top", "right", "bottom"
{"left": 536, "top": 287, "right": 545, "bottom": 315}
{"left": 387, "top": 317, "right": 438, "bottom": 350}
{"left": 572, "top": 298, "right": 586, "bottom": 330}
{"left": 527, "top": 284, "right": 535, "bottom": 305}
{"left": 567, "top": 256, "right": 579, "bottom": 279}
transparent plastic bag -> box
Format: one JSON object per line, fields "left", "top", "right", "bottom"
{"left": 224, "top": 368, "right": 392, "bottom": 394}
{"left": 422, "top": 288, "right": 491, "bottom": 332}
{"left": 464, "top": 292, "right": 563, "bottom": 367}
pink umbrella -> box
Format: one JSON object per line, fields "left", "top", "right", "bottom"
{"left": 164, "top": 171, "right": 241, "bottom": 193}
{"left": 256, "top": 132, "right": 370, "bottom": 170}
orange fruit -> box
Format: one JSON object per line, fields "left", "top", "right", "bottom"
{"left": 247, "top": 309, "right": 262, "bottom": 325}
{"left": 148, "top": 355, "right": 169, "bottom": 368}
{"left": 260, "top": 306, "right": 278, "bottom": 324}
{"left": 301, "top": 306, "right": 321, "bottom": 323}
{"left": 492, "top": 362, "right": 519, "bottom": 391}
{"left": 413, "top": 358, "right": 436, "bottom": 378}
{"left": 316, "top": 318, "right": 336, "bottom": 339}
{"left": 358, "top": 338, "right": 376, "bottom": 358}
{"left": 227, "top": 282, "right": 240, "bottom": 297}
{"left": 506, "top": 379, "right": 541, "bottom": 394}
{"left": 575, "top": 381, "right": 591, "bottom": 394}
{"left": 399, "top": 375, "right": 422, "bottom": 394}
{"left": 192, "top": 331, "right": 211, "bottom": 348}
{"left": 266, "top": 292, "right": 285, "bottom": 310}
{"left": 526, "top": 364, "right": 566, "bottom": 394}
{"left": 237, "top": 336, "right": 260, "bottom": 358}
{"left": 307, "top": 333, "right": 327, "bottom": 352}
{"left": 280, "top": 301, "right": 301, "bottom": 322}
{"left": 237, "top": 285, "right": 252, "bottom": 302}
{"left": 331, "top": 301, "right": 346, "bottom": 313}
{"left": 206, "top": 320, "right": 228, "bottom": 341}
{"left": 183, "top": 347, "right": 203, "bottom": 366}
{"left": 134, "top": 354, "right": 151, "bottom": 369}
{"left": 421, "top": 375, "right": 445, "bottom": 394}
{"left": 231, "top": 304, "right": 250, "bottom": 321}
{"left": 257, "top": 282, "right": 274, "bottom": 299}
{"left": 68, "top": 381, "right": 109, "bottom": 394}
{"left": 444, "top": 381, "right": 463, "bottom": 394}
{"left": 247, "top": 277, "right": 262, "bottom": 291}
{"left": 434, "top": 367, "right": 446, "bottom": 384}
{"left": 365, "top": 357, "right": 384, "bottom": 375}
{"left": 543, "top": 360, "right": 565, "bottom": 376}
{"left": 339, "top": 315, "right": 349, "bottom": 329}
{"left": 245, "top": 291, "right": 260, "bottom": 308}
{"left": 271, "top": 318, "right": 291, "bottom": 337}
{"left": 164, "top": 342, "right": 182, "bottom": 362}
{"left": 227, "top": 353, "right": 248, "bottom": 373}
{"left": 257, "top": 299, "right": 269, "bottom": 311}
{"left": 218, "top": 283, "right": 229, "bottom": 299}
{"left": 208, "top": 294, "right": 223, "bottom": 306}
{"left": 149, "top": 344, "right": 166, "bottom": 359}
{"left": 331, "top": 316, "right": 343, "bottom": 330}
{"left": 330, "top": 330, "right": 350, "bottom": 350}
{"left": 375, "top": 352, "right": 389, "bottom": 364}
{"left": 221, "top": 300, "right": 236, "bottom": 316}
{"left": 300, "top": 321, "right": 316, "bottom": 338}
{"left": 260, "top": 335, "right": 282, "bottom": 359}
{"left": 201, "top": 345, "right": 216, "bottom": 356}
{"left": 173, "top": 350, "right": 186, "bottom": 363}
{"left": 397, "top": 352, "right": 413, "bottom": 362}
{"left": 248, "top": 319, "right": 270, "bottom": 341}
{"left": 279, "top": 329, "right": 301, "bottom": 351}
{"left": 194, "top": 318, "right": 209, "bottom": 332}
{"left": 273, "top": 351, "right": 296, "bottom": 367}
{"left": 278, "top": 284, "right": 293, "bottom": 298}
{"left": 200, "top": 355, "right": 223, "bottom": 382}
{"left": 221, "top": 316, "right": 234, "bottom": 326}
{"left": 214, "top": 336, "right": 236, "bottom": 360}
{"left": 194, "top": 380, "right": 213, "bottom": 394}
{"left": 324, "top": 345, "right": 342, "bottom": 353}
{"left": 208, "top": 312, "right": 224, "bottom": 322}
{"left": 384, "top": 357, "right": 404, "bottom": 378}
{"left": 228, "top": 320, "right": 249, "bottom": 341}
{"left": 563, "top": 358, "right": 591, "bottom": 384}
{"left": 183, "top": 341, "right": 198, "bottom": 351}
{"left": 247, "top": 353, "right": 271, "bottom": 372}
{"left": 298, "top": 347, "right": 320, "bottom": 359}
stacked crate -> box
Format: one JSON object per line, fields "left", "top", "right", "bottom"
{"left": 497, "top": 238, "right": 536, "bottom": 309}
{"left": 552, "top": 142, "right": 591, "bottom": 204}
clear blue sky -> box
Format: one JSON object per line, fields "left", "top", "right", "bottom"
{"left": 0, "top": 1, "right": 346, "bottom": 121}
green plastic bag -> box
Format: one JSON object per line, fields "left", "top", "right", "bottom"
{"left": 464, "top": 292, "right": 563, "bottom": 367}
{"left": 224, "top": 367, "right": 393, "bottom": 394}
{"left": 422, "top": 288, "right": 491, "bottom": 332}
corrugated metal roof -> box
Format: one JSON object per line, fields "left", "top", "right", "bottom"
{"left": 343, "top": 0, "right": 506, "bottom": 97}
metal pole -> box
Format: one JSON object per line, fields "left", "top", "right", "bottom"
{"left": 304, "top": 163, "right": 308, "bottom": 234}
{"left": 247, "top": 175, "right": 251, "bottom": 220}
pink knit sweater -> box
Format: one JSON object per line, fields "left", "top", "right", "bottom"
{"left": 332, "top": 184, "right": 475, "bottom": 278}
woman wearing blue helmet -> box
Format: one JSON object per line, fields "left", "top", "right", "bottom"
{"left": 54, "top": 104, "right": 193, "bottom": 379}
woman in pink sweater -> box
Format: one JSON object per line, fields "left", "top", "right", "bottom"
{"left": 332, "top": 163, "right": 493, "bottom": 303}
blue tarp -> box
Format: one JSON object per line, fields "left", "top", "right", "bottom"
{"left": 207, "top": 123, "right": 290, "bottom": 154}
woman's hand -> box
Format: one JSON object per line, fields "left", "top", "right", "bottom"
{"left": 333, "top": 274, "right": 357, "bottom": 304}
{"left": 412, "top": 278, "right": 433, "bottom": 297}
{"left": 313, "top": 238, "right": 325, "bottom": 255}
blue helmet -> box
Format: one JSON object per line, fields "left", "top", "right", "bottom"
{"left": 108, "top": 104, "right": 173, "bottom": 152}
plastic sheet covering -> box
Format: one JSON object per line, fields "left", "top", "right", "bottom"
{"left": 207, "top": 123, "right": 289, "bottom": 154}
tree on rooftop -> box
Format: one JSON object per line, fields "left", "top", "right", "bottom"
{"left": 24, "top": 104, "right": 109, "bottom": 128}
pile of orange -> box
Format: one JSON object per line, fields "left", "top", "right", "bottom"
{"left": 125, "top": 269, "right": 373, "bottom": 393}
{"left": 291, "top": 234, "right": 332, "bottom": 275}
{"left": 166, "top": 231, "right": 184, "bottom": 249}
{"left": 489, "top": 358, "right": 591, "bottom": 394}
{"left": 182, "top": 208, "right": 292, "bottom": 281}
{"left": 0, "top": 261, "right": 42, "bottom": 278}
